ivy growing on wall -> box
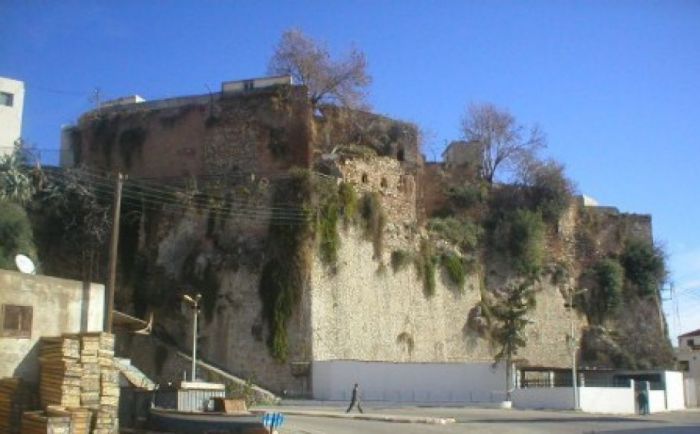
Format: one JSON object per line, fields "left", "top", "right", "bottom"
{"left": 258, "top": 171, "right": 314, "bottom": 362}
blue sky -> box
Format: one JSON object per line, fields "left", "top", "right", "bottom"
{"left": 2, "top": 0, "right": 699, "bottom": 339}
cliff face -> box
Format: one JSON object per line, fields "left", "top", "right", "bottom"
{"left": 47, "top": 88, "right": 673, "bottom": 395}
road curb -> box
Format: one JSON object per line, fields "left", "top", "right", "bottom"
{"left": 252, "top": 408, "right": 455, "bottom": 424}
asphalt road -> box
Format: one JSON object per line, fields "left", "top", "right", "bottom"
{"left": 271, "top": 405, "right": 700, "bottom": 434}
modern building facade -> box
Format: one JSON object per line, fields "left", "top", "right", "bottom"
{"left": 0, "top": 77, "right": 25, "bottom": 157}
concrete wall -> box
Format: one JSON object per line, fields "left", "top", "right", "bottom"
{"left": 0, "top": 269, "right": 104, "bottom": 381}
{"left": 648, "top": 389, "right": 666, "bottom": 413}
{"left": 312, "top": 360, "right": 506, "bottom": 402}
{"left": 0, "top": 76, "right": 24, "bottom": 156}
{"left": 664, "top": 371, "right": 685, "bottom": 411}
{"left": 512, "top": 387, "right": 575, "bottom": 410}
{"left": 579, "top": 386, "right": 636, "bottom": 414}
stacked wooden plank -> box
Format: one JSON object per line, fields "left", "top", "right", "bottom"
{"left": 79, "top": 335, "right": 101, "bottom": 408}
{"left": 76, "top": 333, "right": 119, "bottom": 433}
{"left": 20, "top": 411, "right": 71, "bottom": 434}
{"left": 38, "top": 337, "right": 81, "bottom": 408}
{"left": 45, "top": 406, "right": 92, "bottom": 434}
{"left": 0, "top": 378, "right": 36, "bottom": 434}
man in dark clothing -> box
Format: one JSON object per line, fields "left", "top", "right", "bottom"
{"left": 637, "top": 389, "right": 649, "bottom": 415}
{"left": 346, "top": 383, "right": 363, "bottom": 413}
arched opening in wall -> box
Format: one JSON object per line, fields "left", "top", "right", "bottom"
{"left": 361, "top": 173, "right": 369, "bottom": 184}
{"left": 380, "top": 178, "right": 388, "bottom": 189}
{"left": 397, "top": 148, "right": 405, "bottom": 162}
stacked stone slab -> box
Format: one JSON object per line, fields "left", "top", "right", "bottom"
{"left": 38, "top": 337, "right": 81, "bottom": 408}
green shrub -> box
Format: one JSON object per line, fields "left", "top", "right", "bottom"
{"left": 441, "top": 252, "right": 466, "bottom": 290}
{"left": 359, "top": 192, "right": 385, "bottom": 260}
{"left": 391, "top": 249, "right": 412, "bottom": 273}
{"left": 259, "top": 173, "right": 314, "bottom": 362}
{"left": 338, "top": 182, "right": 358, "bottom": 223}
{"left": 416, "top": 240, "right": 437, "bottom": 297}
{"left": 525, "top": 160, "right": 574, "bottom": 224}
{"left": 588, "top": 258, "right": 624, "bottom": 323}
{"left": 0, "top": 202, "right": 37, "bottom": 269}
{"left": 620, "top": 239, "right": 666, "bottom": 297}
{"left": 428, "top": 217, "right": 481, "bottom": 251}
{"left": 491, "top": 209, "right": 546, "bottom": 277}
{"left": 448, "top": 184, "right": 486, "bottom": 209}
{"left": 318, "top": 199, "right": 340, "bottom": 268}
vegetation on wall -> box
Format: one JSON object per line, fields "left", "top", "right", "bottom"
{"left": 441, "top": 252, "right": 467, "bottom": 290}
{"left": 585, "top": 258, "right": 624, "bottom": 324}
{"left": 415, "top": 240, "right": 437, "bottom": 297}
{"left": 118, "top": 126, "right": 147, "bottom": 168}
{"left": 259, "top": 171, "right": 314, "bottom": 362}
{"left": 390, "top": 249, "right": 412, "bottom": 273}
{"left": 620, "top": 239, "right": 666, "bottom": 297}
{"left": 359, "top": 192, "right": 385, "bottom": 260}
{"left": 490, "top": 209, "right": 546, "bottom": 278}
{"left": 428, "top": 217, "right": 482, "bottom": 252}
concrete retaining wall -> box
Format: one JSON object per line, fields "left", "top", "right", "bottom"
{"left": 312, "top": 360, "right": 506, "bottom": 402}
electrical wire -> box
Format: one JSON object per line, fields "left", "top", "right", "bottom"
{"left": 40, "top": 169, "right": 315, "bottom": 225}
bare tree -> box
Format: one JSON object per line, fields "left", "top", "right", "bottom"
{"left": 460, "top": 103, "right": 545, "bottom": 184}
{"left": 268, "top": 29, "right": 371, "bottom": 108}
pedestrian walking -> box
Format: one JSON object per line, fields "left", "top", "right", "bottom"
{"left": 346, "top": 383, "right": 364, "bottom": 413}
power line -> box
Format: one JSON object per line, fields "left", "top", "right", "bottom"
{"left": 40, "top": 169, "right": 314, "bottom": 225}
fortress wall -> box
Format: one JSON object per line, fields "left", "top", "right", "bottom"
{"left": 309, "top": 227, "right": 582, "bottom": 368}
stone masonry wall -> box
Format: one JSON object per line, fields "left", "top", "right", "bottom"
{"left": 71, "top": 86, "right": 312, "bottom": 180}
{"left": 337, "top": 157, "right": 417, "bottom": 228}
{"left": 309, "top": 227, "right": 583, "bottom": 368}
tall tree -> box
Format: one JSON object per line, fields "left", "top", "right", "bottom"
{"left": 268, "top": 29, "right": 371, "bottom": 108}
{"left": 488, "top": 281, "right": 535, "bottom": 401}
{"left": 460, "top": 103, "right": 545, "bottom": 184}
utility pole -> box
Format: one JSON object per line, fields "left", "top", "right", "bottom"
{"left": 104, "top": 173, "right": 124, "bottom": 333}
{"left": 567, "top": 288, "right": 587, "bottom": 411}
{"left": 183, "top": 294, "right": 202, "bottom": 382}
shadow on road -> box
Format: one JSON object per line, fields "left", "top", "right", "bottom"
{"left": 590, "top": 427, "right": 700, "bottom": 434}
{"left": 460, "top": 417, "right": 666, "bottom": 424}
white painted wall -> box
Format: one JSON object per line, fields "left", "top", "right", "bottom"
{"left": 648, "top": 390, "right": 666, "bottom": 413}
{"left": 312, "top": 360, "right": 507, "bottom": 402}
{"left": 0, "top": 270, "right": 104, "bottom": 381}
{"left": 512, "top": 387, "right": 575, "bottom": 410}
{"left": 579, "top": 386, "right": 636, "bottom": 414}
{"left": 684, "top": 378, "right": 697, "bottom": 407}
{"left": 664, "top": 371, "right": 686, "bottom": 411}
{"left": 0, "top": 76, "right": 25, "bottom": 156}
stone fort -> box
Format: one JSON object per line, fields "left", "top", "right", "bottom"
{"left": 59, "top": 76, "right": 667, "bottom": 400}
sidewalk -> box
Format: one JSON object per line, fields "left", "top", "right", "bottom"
{"left": 251, "top": 406, "right": 456, "bottom": 425}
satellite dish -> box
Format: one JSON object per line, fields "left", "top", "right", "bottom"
{"left": 15, "top": 254, "right": 36, "bottom": 275}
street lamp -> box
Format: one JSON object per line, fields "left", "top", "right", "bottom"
{"left": 565, "top": 288, "right": 587, "bottom": 410}
{"left": 183, "top": 293, "right": 202, "bottom": 382}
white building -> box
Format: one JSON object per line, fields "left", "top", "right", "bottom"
{"left": 677, "top": 328, "right": 700, "bottom": 407}
{"left": 0, "top": 77, "right": 25, "bottom": 157}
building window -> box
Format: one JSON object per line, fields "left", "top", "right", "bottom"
{"left": 689, "top": 338, "right": 695, "bottom": 347}
{"left": 243, "top": 81, "right": 254, "bottom": 91}
{"left": 0, "top": 92, "right": 14, "bottom": 107}
{"left": 1, "top": 305, "right": 32, "bottom": 338}
{"left": 678, "top": 361, "right": 689, "bottom": 372}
